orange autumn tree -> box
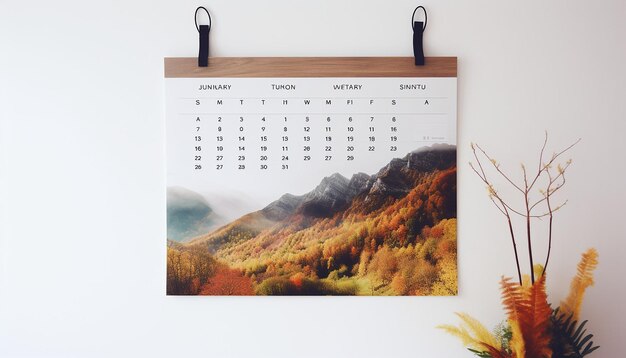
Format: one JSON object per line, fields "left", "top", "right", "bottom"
{"left": 200, "top": 266, "right": 254, "bottom": 295}
{"left": 440, "top": 134, "right": 600, "bottom": 357}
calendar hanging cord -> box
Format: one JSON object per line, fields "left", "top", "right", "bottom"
{"left": 412, "top": 6, "right": 427, "bottom": 66}
{"left": 195, "top": 6, "right": 212, "bottom": 67}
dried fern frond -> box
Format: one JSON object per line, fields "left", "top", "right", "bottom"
{"left": 457, "top": 312, "right": 502, "bottom": 351}
{"left": 500, "top": 277, "right": 525, "bottom": 323}
{"left": 501, "top": 275, "right": 552, "bottom": 358}
{"left": 518, "top": 274, "right": 552, "bottom": 358}
{"left": 550, "top": 309, "right": 600, "bottom": 357}
{"left": 560, "top": 248, "right": 599, "bottom": 321}
{"left": 438, "top": 324, "right": 478, "bottom": 349}
{"left": 438, "top": 312, "right": 502, "bottom": 355}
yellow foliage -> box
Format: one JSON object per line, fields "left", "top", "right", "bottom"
{"left": 533, "top": 264, "right": 545, "bottom": 282}
{"left": 438, "top": 312, "right": 501, "bottom": 354}
{"left": 430, "top": 257, "right": 458, "bottom": 295}
{"left": 357, "top": 250, "right": 371, "bottom": 276}
{"left": 560, "top": 248, "right": 599, "bottom": 321}
{"left": 171, "top": 167, "right": 457, "bottom": 296}
{"left": 521, "top": 274, "right": 531, "bottom": 289}
{"left": 520, "top": 264, "right": 545, "bottom": 289}
{"left": 442, "top": 249, "right": 600, "bottom": 357}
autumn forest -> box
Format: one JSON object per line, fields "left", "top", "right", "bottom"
{"left": 167, "top": 145, "right": 457, "bottom": 295}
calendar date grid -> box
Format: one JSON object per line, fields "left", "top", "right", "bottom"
{"left": 186, "top": 110, "right": 449, "bottom": 173}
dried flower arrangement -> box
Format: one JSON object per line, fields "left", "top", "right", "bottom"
{"left": 440, "top": 134, "right": 600, "bottom": 357}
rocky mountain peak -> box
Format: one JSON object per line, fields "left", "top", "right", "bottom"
{"left": 261, "top": 145, "right": 456, "bottom": 219}
{"left": 262, "top": 193, "right": 304, "bottom": 221}
{"left": 348, "top": 172, "right": 371, "bottom": 194}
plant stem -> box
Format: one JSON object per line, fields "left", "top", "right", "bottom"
{"left": 543, "top": 177, "right": 555, "bottom": 276}
{"left": 543, "top": 212, "right": 553, "bottom": 276}
{"left": 525, "top": 191, "right": 535, "bottom": 284}
{"left": 506, "top": 215, "right": 523, "bottom": 285}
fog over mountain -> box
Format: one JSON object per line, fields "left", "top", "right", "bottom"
{"left": 167, "top": 187, "right": 223, "bottom": 242}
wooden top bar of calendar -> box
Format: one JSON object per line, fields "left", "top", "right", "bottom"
{"left": 164, "top": 57, "right": 457, "bottom": 78}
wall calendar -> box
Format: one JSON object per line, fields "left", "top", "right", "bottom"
{"left": 165, "top": 57, "right": 457, "bottom": 296}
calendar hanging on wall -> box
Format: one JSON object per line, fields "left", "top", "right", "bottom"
{"left": 165, "top": 57, "right": 457, "bottom": 296}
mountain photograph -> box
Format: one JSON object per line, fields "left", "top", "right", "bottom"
{"left": 167, "top": 145, "right": 457, "bottom": 296}
{"left": 166, "top": 186, "right": 224, "bottom": 242}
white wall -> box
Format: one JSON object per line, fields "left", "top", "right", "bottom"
{"left": 1, "top": 1, "right": 625, "bottom": 357}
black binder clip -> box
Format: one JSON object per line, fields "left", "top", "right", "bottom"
{"left": 195, "top": 6, "right": 212, "bottom": 67}
{"left": 412, "top": 6, "right": 427, "bottom": 66}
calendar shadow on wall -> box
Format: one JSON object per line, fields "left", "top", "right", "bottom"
{"left": 166, "top": 144, "right": 457, "bottom": 296}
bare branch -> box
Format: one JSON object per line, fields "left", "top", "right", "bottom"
{"left": 553, "top": 138, "right": 582, "bottom": 161}
{"left": 470, "top": 143, "right": 523, "bottom": 284}
{"left": 538, "top": 131, "right": 548, "bottom": 172}
{"left": 528, "top": 138, "right": 580, "bottom": 189}
{"left": 489, "top": 196, "right": 507, "bottom": 216}
{"left": 529, "top": 162, "right": 570, "bottom": 211}
{"left": 471, "top": 151, "right": 528, "bottom": 217}
{"left": 469, "top": 162, "right": 486, "bottom": 182}
{"left": 543, "top": 169, "right": 555, "bottom": 276}
{"left": 530, "top": 200, "right": 568, "bottom": 218}
{"left": 499, "top": 199, "right": 530, "bottom": 217}
{"left": 469, "top": 135, "right": 578, "bottom": 285}
{"left": 475, "top": 143, "right": 525, "bottom": 193}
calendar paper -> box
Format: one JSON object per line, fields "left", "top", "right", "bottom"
{"left": 166, "top": 71, "right": 457, "bottom": 296}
